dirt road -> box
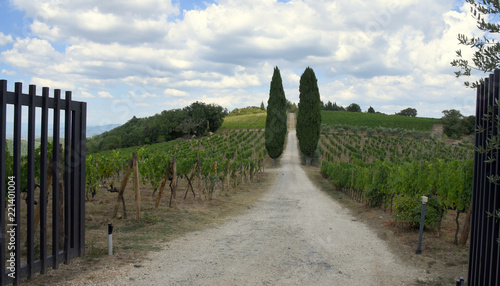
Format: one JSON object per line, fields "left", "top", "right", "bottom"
{"left": 87, "top": 113, "right": 421, "bottom": 286}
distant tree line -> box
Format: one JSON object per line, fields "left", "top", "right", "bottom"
{"left": 321, "top": 102, "right": 475, "bottom": 139}
{"left": 87, "top": 101, "right": 228, "bottom": 153}
{"left": 322, "top": 101, "right": 380, "bottom": 114}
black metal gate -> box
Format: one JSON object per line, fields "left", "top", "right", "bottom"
{"left": 1, "top": 80, "right": 87, "bottom": 285}
{"left": 469, "top": 70, "right": 500, "bottom": 285}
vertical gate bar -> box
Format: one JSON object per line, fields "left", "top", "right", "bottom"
{"left": 492, "top": 69, "right": 500, "bottom": 284}
{"left": 477, "top": 78, "right": 489, "bottom": 283}
{"left": 487, "top": 74, "right": 496, "bottom": 284}
{"left": 27, "top": 85, "right": 36, "bottom": 279}
{"left": 52, "top": 89, "right": 60, "bottom": 270}
{"left": 79, "top": 102, "right": 87, "bottom": 256}
{"left": 13, "top": 82, "right": 22, "bottom": 285}
{"left": 470, "top": 79, "right": 484, "bottom": 283}
{"left": 486, "top": 72, "right": 496, "bottom": 284}
{"left": 470, "top": 81, "right": 481, "bottom": 283}
{"left": 40, "top": 87, "right": 49, "bottom": 274}
{"left": 476, "top": 78, "right": 491, "bottom": 282}
{"left": 0, "top": 80, "right": 7, "bottom": 286}
{"left": 70, "top": 107, "right": 79, "bottom": 253}
{"left": 480, "top": 75, "right": 494, "bottom": 284}
{"left": 64, "top": 91, "right": 71, "bottom": 264}
{"left": 477, "top": 78, "right": 488, "bottom": 283}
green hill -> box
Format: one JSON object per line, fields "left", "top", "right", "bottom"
{"left": 220, "top": 113, "right": 266, "bottom": 129}
{"left": 321, "top": 111, "right": 440, "bottom": 131}
{"left": 220, "top": 111, "right": 440, "bottom": 131}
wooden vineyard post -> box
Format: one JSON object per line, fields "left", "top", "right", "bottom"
{"left": 183, "top": 162, "right": 197, "bottom": 200}
{"left": 112, "top": 158, "right": 133, "bottom": 219}
{"left": 197, "top": 157, "right": 205, "bottom": 199}
{"left": 133, "top": 152, "right": 141, "bottom": 220}
{"left": 169, "top": 157, "right": 178, "bottom": 208}
{"left": 460, "top": 202, "right": 472, "bottom": 245}
{"left": 155, "top": 162, "right": 171, "bottom": 208}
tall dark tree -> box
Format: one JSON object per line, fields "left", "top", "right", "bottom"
{"left": 367, "top": 106, "right": 375, "bottom": 113}
{"left": 265, "top": 67, "right": 287, "bottom": 165}
{"left": 297, "top": 67, "right": 321, "bottom": 165}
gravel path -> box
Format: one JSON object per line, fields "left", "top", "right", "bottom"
{"left": 87, "top": 127, "right": 421, "bottom": 286}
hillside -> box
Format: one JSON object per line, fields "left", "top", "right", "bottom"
{"left": 321, "top": 110, "right": 440, "bottom": 131}
{"left": 220, "top": 110, "right": 441, "bottom": 132}
{"left": 220, "top": 113, "right": 266, "bottom": 129}
{"left": 86, "top": 102, "right": 227, "bottom": 153}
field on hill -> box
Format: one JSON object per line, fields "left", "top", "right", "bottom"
{"left": 321, "top": 110, "right": 441, "bottom": 131}
{"left": 220, "top": 113, "right": 266, "bottom": 129}
{"left": 219, "top": 111, "right": 441, "bottom": 131}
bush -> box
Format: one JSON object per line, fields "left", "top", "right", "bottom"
{"left": 393, "top": 195, "right": 440, "bottom": 229}
{"left": 365, "top": 187, "right": 384, "bottom": 208}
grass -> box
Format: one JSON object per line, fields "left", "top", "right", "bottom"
{"left": 321, "top": 110, "right": 441, "bottom": 131}
{"left": 220, "top": 110, "right": 441, "bottom": 131}
{"left": 220, "top": 112, "right": 266, "bottom": 129}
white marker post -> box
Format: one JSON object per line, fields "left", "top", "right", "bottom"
{"left": 416, "top": 196, "right": 428, "bottom": 254}
{"left": 108, "top": 223, "right": 113, "bottom": 255}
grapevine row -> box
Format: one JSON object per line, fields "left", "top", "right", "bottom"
{"left": 86, "top": 130, "right": 267, "bottom": 202}
{"left": 319, "top": 129, "right": 474, "bottom": 243}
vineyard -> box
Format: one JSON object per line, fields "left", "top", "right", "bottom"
{"left": 319, "top": 125, "right": 474, "bottom": 244}
{"left": 321, "top": 110, "right": 441, "bottom": 131}
{"left": 85, "top": 129, "right": 268, "bottom": 215}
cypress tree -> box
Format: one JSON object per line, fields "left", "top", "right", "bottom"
{"left": 265, "top": 66, "right": 287, "bottom": 165}
{"left": 297, "top": 67, "right": 321, "bottom": 165}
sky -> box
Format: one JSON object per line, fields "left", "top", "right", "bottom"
{"left": 0, "top": 0, "right": 487, "bottom": 126}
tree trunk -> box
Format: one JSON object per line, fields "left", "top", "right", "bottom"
{"left": 112, "top": 159, "right": 133, "bottom": 219}
{"left": 437, "top": 207, "right": 445, "bottom": 236}
{"left": 156, "top": 162, "right": 171, "bottom": 207}
{"left": 454, "top": 211, "right": 461, "bottom": 245}
{"left": 460, "top": 203, "right": 472, "bottom": 245}
{"left": 169, "top": 157, "right": 177, "bottom": 208}
{"left": 133, "top": 152, "right": 141, "bottom": 220}
{"left": 305, "top": 156, "right": 312, "bottom": 166}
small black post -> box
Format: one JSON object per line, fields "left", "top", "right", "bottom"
{"left": 416, "top": 196, "right": 428, "bottom": 254}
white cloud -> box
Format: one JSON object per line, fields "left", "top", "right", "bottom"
{"left": 0, "top": 0, "right": 484, "bottom": 124}
{"left": 77, "top": 90, "right": 95, "bottom": 99}
{"left": 98, "top": 91, "right": 113, "bottom": 98}
{"left": 164, "top": 88, "right": 189, "bottom": 97}
{"left": 127, "top": 90, "right": 157, "bottom": 98}
{"left": 30, "top": 77, "right": 75, "bottom": 91}
{"left": 1, "top": 69, "right": 16, "bottom": 76}
{"left": 0, "top": 32, "right": 13, "bottom": 46}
